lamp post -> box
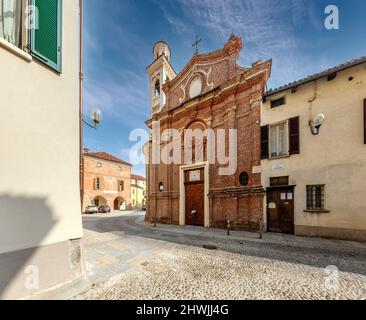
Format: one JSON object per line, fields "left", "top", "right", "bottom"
{"left": 80, "top": 108, "right": 101, "bottom": 211}
{"left": 227, "top": 220, "right": 231, "bottom": 236}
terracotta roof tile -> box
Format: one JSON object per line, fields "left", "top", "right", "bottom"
{"left": 131, "top": 174, "right": 146, "bottom": 181}
{"left": 265, "top": 56, "right": 366, "bottom": 97}
{"left": 84, "top": 152, "right": 132, "bottom": 166}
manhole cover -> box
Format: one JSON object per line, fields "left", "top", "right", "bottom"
{"left": 202, "top": 244, "right": 218, "bottom": 250}
{"left": 141, "top": 261, "right": 150, "bottom": 267}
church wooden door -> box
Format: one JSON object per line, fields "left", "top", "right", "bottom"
{"left": 185, "top": 168, "right": 204, "bottom": 226}
{"left": 267, "top": 188, "right": 294, "bottom": 234}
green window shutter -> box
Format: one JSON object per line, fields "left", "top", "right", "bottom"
{"left": 30, "top": 0, "right": 62, "bottom": 72}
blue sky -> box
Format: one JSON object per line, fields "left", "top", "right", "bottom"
{"left": 83, "top": 0, "right": 366, "bottom": 176}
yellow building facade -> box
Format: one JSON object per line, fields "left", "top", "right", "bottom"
{"left": 261, "top": 57, "right": 366, "bottom": 241}
{"left": 82, "top": 151, "right": 132, "bottom": 211}
{"left": 131, "top": 175, "right": 146, "bottom": 209}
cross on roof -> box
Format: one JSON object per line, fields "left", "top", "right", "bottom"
{"left": 192, "top": 35, "right": 202, "bottom": 55}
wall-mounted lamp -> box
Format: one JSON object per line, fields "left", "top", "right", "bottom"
{"left": 159, "top": 182, "right": 164, "bottom": 192}
{"left": 83, "top": 107, "right": 101, "bottom": 129}
{"left": 309, "top": 113, "right": 326, "bottom": 135}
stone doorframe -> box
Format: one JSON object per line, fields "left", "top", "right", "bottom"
{"left": 179, "top": 161, "right": 210, "bottom": 228}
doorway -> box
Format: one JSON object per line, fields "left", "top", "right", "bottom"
{"left": 267, "top": 187, "right": 294, "bottom": 234}
{"left": 184, "top": 168, "right": 205, "bottom": 226}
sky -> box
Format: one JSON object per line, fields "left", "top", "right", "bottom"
{"left": 83, "top": 0, "right": 366, "bottom": 176}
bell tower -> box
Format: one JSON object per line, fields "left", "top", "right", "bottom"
{"left": 147, "top": 41, "right": 176, "bottom": 116}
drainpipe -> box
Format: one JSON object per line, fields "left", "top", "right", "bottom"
{"left": 308, "top": 80, "right": 318, "bottom": 119}
{"left": 79, "top": 0, "right": 84, "bottom": 211}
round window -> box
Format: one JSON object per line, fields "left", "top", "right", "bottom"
{"left": 189, "top": 77, "right": 202, "bottom": 99}
{"left": 239, "top": 172, "right": 249, "bottom": 186}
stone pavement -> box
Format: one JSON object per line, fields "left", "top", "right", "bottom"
{"left": 71, "top": 211, "right": 366, "bottom": 300}
{"left": 82, "top": 212, "right": 176, "bottom": 285}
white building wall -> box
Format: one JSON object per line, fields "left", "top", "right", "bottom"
{"left": 261, "top": 63, "right": 366, "bottom": 240}
{"left": 0, "top": 0, "right": 83, "bottom": 299}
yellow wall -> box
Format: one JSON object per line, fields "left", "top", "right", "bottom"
{"left": 131, "top": 178, "right": 146, "bottom": 209}
{"left": 261, "top": 62, "right": 366, "bottom": 240}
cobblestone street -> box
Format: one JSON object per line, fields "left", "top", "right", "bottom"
{"left": 74, "top": 212, "right": 366, "bottom": 300}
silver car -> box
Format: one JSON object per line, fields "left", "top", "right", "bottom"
{"left": 85, "top": 205, "right": 98, "bottom": 214}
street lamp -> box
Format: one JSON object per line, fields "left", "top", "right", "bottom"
{"left": 83, "top": 107, "right": 102, "bottom": 129}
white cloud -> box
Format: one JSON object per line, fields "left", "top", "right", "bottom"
{"left": 156, "top": 0, "right": 326, "bottom": 89}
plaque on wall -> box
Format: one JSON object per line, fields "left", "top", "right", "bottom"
{"left": 189, "top": 170, "right": 201, "bottom": 182}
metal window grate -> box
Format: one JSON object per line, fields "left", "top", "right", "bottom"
{"left": 306, "top": 185, "right": 325, "bottom": 210}
{"left": 270, "top": 97, "right": 286, "bottom": 108}
{"left": 270, "top": 176, "right": 289, "bottom": 187}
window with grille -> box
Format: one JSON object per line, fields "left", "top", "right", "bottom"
{"left": 270, "top": 97, "right": 286, "bottom": 108}
{"left": 95, "top": 178, "right": 101, "bottom": 190}
{"left": 270, "top": 176, "right": 289, "bottom": 187}
{"left": 306, "top": 185, "right": 325, "bottom": 210}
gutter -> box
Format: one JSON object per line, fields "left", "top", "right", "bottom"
{"left": 79, "top": 0, "right": 84, "bottom": 210}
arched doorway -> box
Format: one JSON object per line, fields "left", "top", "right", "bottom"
{"left": 114, "top": 197, "right": 126, "bottom": 211}
{"left": 93, "top": 196, "right": 107, "bottom": 207}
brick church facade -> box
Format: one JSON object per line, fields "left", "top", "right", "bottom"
{"left": 145, "top": 35, "right": 272, "bottom": 230}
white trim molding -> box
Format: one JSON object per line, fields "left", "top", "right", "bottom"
{"left": 0, "top": 37, "right": 32, "bottom": 62}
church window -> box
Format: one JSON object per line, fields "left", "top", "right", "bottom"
{"left": 189, "top": 76, "right": 202, "bottom": 99}
{"left": 239, "top": 172, "right": 249, "bottom": 186}
{"left": 154, "top": 79, "right": 160, "bottom": 97}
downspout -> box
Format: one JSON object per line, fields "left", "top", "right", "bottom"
{"left": 79, "top": 0, "right": 84, "bottom": 211}
{"left": 308, "top": 80, "right": 318, "bottom": 118}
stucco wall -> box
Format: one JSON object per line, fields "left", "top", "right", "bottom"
{"left": 131, "top": 179, "right": 146, "bottom": 208}
{"left": 83, "top": 156, "right": 132, "bottom": 211}
{"left": 0, "top": 0, "right": 82, "bottom": 254}
{"left": 261, "top": 63, "right": 366, "bottom": 240}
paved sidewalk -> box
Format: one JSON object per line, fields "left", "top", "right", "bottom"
{"left": 82, "top": 212, "right": 177, "bottom": 286}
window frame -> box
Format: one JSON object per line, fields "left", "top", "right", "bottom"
{"left": 118, "top": 180, "right": 124, "bottom": 192}
{"left": 306, "top": 185, "right": 327, "bottom": 211}
{"left": 269, "top": 120, "right": 289, "bottom": 159}
{"left": 270, "top": 96, "right": 286, "bottom": 109}
{"left": 0, "top": 0, "right": 30, "bottom": 58}
{"left": 95, "top": 178, "right": 101, "bottom": 190}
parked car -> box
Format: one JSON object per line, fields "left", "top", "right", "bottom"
{"left": 141, "top": 203, "right": 146, "bottom": 211}
{"left": 85, "top": 205, "right": 98, "bottom": 214}
{"left": 98, "top": 205, "right": 111, "bottom": 213}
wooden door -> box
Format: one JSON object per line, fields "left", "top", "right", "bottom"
{"left": 185, "top": 169, "right": 204, "bottom": 226}
{"left": 114, "top": 199, "right": 119, "bottom": 210}
{"left": 267, "top": 188, "right": 294, "bottom": 234}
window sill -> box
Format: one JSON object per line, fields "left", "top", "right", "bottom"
{"left": 0, "top": 38, "right": 32, "bottom": 62}
{"left": 269, "top": 154, "right": 290, "bottom": 160}
{"left": 304, "top": 210, "right": 330, "bottom": 214}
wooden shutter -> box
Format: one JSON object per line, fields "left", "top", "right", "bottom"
{"left": 261, "top": 125, "right": 269, "bottom": 159}
{"left": 364, "top": 99, "right": 366, "bottom": 144}
{"left": 30, "top": 0, "right": 62, "bottom": 72}
{"left": 289, "top": 116, "right": 300, "bottom": 155}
